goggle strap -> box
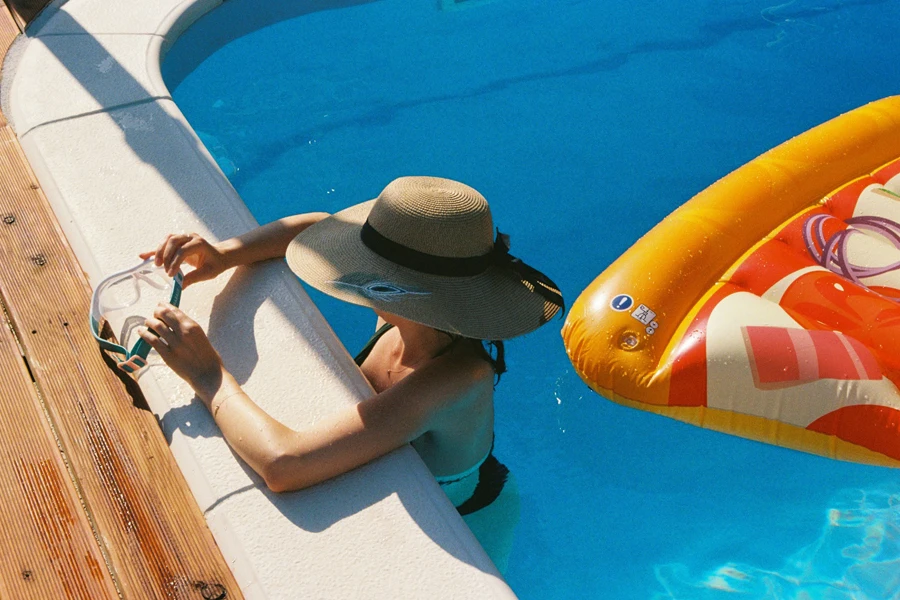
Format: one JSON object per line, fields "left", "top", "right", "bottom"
{"left": 171, "top": 273, "right": 183, "bottom": 306}
{"left": 90, "top": 316, "right": 129, "bottom": 356}
{"left": 130, "top": 336, "right": 153, "bottom": 362}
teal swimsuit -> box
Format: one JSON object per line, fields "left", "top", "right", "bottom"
{"left": 354, "top": 324, "right": 509, "bottom": 515}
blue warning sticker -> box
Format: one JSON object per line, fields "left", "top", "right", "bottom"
{"left": 610, "top": 294, "right": 634, "bottom": 312}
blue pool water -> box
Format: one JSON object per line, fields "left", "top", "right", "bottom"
{"left": 164, "top": 1, "right": 900, "bottom": 597}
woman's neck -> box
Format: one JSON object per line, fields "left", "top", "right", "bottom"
{"left": 386, "top": 317, "right": 452, "bottom": 368}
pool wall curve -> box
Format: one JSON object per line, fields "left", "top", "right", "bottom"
{"left": 3, "top": 0, "right": 516, "bottom": 597}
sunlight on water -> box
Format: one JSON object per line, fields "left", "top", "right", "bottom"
{"left": 654, "top": 488, "right": 900, "bottom": 599}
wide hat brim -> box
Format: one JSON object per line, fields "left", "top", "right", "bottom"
{"left": 286, "top": 200, "right": 559, "bottom": 340}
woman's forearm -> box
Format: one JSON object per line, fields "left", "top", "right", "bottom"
{"left": 144, "top": 303, "right": 413, "bottom": 493}
{"left": 199, "top": 370, "right": 300, "bottom": 489}
{"left": 194, "top": 365, "right": 426, "bottom": 494}
{"left": 199, "top": 369, "right": 375, "bottom": 493}
{"left": 217, "top": 212, "right": 329, "bottom": 269}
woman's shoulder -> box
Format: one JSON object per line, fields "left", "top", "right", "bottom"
{"left": 385, "top": 341, "right": 491, "bottom": 403}
{"left": 420, "top": 345, "right": 495, "bottom": 417}
{"left": 443, "top": 339, "right": 496, "bottom": 381}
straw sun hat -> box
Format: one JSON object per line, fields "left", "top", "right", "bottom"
{"left": 286, "top": 176, "right": 564, "bottom": 340}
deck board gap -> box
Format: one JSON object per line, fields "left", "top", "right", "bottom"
{"left": 23, "top": 339, "right": 127, "bottom": 600}
{"left": 0, "top": 287, "right": 126, "bottom": 599}
{"left": 1, "top": 295, "right": 25, "bottom": 357}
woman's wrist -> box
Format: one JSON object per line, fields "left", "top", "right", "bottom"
{"left": 213, "top": 238, "right": 241, "bottom": 271}
{"left": 192, "top": 365, "right": 234, "bottom": 406}
{"left": 209, "top": 386, "right": 244, "bottom": 419}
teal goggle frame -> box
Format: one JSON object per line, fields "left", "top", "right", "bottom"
{"left": 90, "top": 259, "right": 183, "bottom": 373}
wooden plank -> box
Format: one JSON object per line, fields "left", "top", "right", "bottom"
{"left": 0, "top": 303, "right": 119, "bottom": 599}
{"left": 0, "top": 129, "right": 241, "bottom": 598}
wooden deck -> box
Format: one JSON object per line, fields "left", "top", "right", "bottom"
{"left": 0, "top": 3, "right": 242, "bottom": 598}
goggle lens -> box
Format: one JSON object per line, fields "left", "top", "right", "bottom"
{"left": 90, "top": 259, "right": 183, "bottom": 373}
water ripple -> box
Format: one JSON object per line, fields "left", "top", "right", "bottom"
{"left": 653, "top": 487, "right": 900, "bottom": 599}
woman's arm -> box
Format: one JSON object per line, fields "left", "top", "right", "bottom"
{"left": 140, "top": 303, "right": 492, "bottom": 492}
{"left": 199, "top": 366, "right": 449, "bottom": 492}
{"left": 142, "top": 212, "right": 329, "bottom": 287}
{"left": 214, "top": 212, "right": 330, "bottom": 270}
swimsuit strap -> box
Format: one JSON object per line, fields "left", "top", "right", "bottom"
{"left": 434, "top": 441, "right": 494, "bottom": 484}
{"left": 354, "top": 322, "right": 394, "bottom": 366}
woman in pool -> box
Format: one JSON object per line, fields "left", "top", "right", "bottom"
{"left": 138, "top": 176, "right": 563, "bottom": 566}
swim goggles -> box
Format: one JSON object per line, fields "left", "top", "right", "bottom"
{"left": 90, "top": 259, "right": 183, "bottom": 373}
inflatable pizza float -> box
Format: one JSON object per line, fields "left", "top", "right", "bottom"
{"left": 563, "top": 96, "right": 900, "bottom": 467}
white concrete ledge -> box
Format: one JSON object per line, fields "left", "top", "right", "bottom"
{"left": 3, "top": 0, "right": 517, "bottom": 597}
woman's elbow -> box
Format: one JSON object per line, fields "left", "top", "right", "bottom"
{"left": 262, "top": 472, "right": 292, "bottom": 494}
{"left": 247, "top": 434, "right": 302, "bottom": 492}
{"left": 258, "top": 453, "right": 305, "bottom": 493}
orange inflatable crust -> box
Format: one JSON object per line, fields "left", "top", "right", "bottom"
{"left": 562, "top": 96, "right": 900, "bottom": 467}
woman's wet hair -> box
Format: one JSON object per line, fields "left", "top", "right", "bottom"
{"left": 480, "top": 339, "right": 506, "bottom": 385}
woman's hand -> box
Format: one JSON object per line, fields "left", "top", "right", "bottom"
{"left": 140, "top": 233, "right": 229, "bottom": 288}
{"left": 139, "top": 303, "right": 224, "bottom": 402}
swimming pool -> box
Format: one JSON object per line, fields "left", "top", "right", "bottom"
{"left": 163, "top": 0, "right": 900, "bottom": 597}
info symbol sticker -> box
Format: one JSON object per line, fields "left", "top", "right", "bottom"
{"left": 610, "top": 294, "right": 634, "bottom": 312}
